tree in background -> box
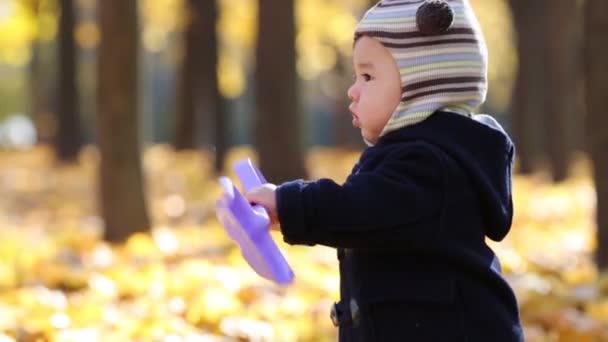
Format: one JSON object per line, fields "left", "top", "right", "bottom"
{"left": 174, "top": 0, "right": 204, "bottom": 150}
{"left": 25, "top": 0, "right": 53, "bottom": 145}
{"left": 542, "top": 0, "right": 581, "bottom": 182}
{"left": 509, "top": 0, "right": 582, "bottom": 180}
{"left": 332, "top": 51, "right": 365, "bottom": 149}
{"left": 508, "top": 0, "right": 544, "bottom": 174}
{"left": 205, "top": 0, "right": 228, "bottom": 174}
{"left": 174, "top": 0, "right": 227, "bottom": 172}
{"left": 56, "top": 0, "right": 82, "bottom": 161}
{"left": 255, "top": 0, "right": 306, "bottom": 182}
{"left": 97, "top": 0, "right": 150, "bottom": 242}
{"left": 584, "top": 0, "right": 608, "bottom": 270}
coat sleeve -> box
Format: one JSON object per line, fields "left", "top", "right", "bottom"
{"left": 276, "top": 145, "right": 444, "bottom": 248}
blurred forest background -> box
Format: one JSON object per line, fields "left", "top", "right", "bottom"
{"left": 0, "top": 0, "right": 607, "bottom": 341}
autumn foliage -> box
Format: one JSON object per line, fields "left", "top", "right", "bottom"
{"left": 0, "top": 147, "right": 606, "bottom": 341}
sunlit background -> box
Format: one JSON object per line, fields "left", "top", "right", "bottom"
{"left": 0, "top": 0, "right": 516, "bottom": 146}
{"left": 0, "top": 0, "right": 607, "bottom": 341}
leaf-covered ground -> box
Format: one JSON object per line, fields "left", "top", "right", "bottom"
{"left": 0, "top": 146, "right": 606, "bottom": 341}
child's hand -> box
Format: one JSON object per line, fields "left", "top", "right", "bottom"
{"left": 245, "top": 184, "right": 280, "bottom": 231}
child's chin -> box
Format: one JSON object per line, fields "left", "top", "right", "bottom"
{"left": 361, "top": 132, "right": 377, "bottom": 145}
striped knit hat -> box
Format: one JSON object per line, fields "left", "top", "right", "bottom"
{"left": 355, "top": 0, "right": 488, "bottom": 136}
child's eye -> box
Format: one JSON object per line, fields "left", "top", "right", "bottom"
{"left": 353, "top": 73, "right": 372, "bottom": 82}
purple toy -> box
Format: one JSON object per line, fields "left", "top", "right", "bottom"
{"left": 216, "top": 159, "right": 295, "bottom": 285}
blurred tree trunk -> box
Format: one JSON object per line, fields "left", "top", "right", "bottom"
{"left": 174, "top": 0, "right": 203, "bottom": 150}
{"left": 542, "top": 0, "right": 580, "bottom": 182}
{"left": 334, "top": 52, "right": 364, "bottom": 149}
{"left": 97, "top": 0, "right": 150, "bottom": 242}
{"left": 508, "top": 0, "right": 545, "bottom": 174}
{"left": 333, "top": 72, "right": 349, "bottom": 147}
{"left": 255, "top": 0, "right": 306, "bottom": 182}
{"left": 30, "top": 41, "right": 46, "bottom": 140}
{"left": 56, "top": 0, "right": 82, "bottom": 162}
{"left": 174, "top": 0, "right": 226, "bottom": 173}
{"left": 201, "top": 0, "right": 228, "bottom": 173}
{"left": 584, "top": 0, "right": 608, "bottom": 270}
{"left": 26, "top": 0, "right": 53, "bottom": 144}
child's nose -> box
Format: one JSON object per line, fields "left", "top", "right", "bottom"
{"left": 347, "top": 83, "right": 358, "bottom": 102}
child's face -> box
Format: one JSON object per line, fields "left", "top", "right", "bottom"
{"left": 347, "top": 36, "right": 402, "bottom": 144}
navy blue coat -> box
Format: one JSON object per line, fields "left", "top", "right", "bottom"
{"left": 276, "top": 111, "right": 524, "bottom": 341}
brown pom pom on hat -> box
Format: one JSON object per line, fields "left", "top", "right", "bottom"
{"left": 355, "top": 0, "right": 488, "bottom": 137}
{"left": 416, "top": 0, "right": 455, "bottom": 35}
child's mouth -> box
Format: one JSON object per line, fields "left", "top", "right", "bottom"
{"left": 349, "top": 107, "right": 360, "bottom": 127}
